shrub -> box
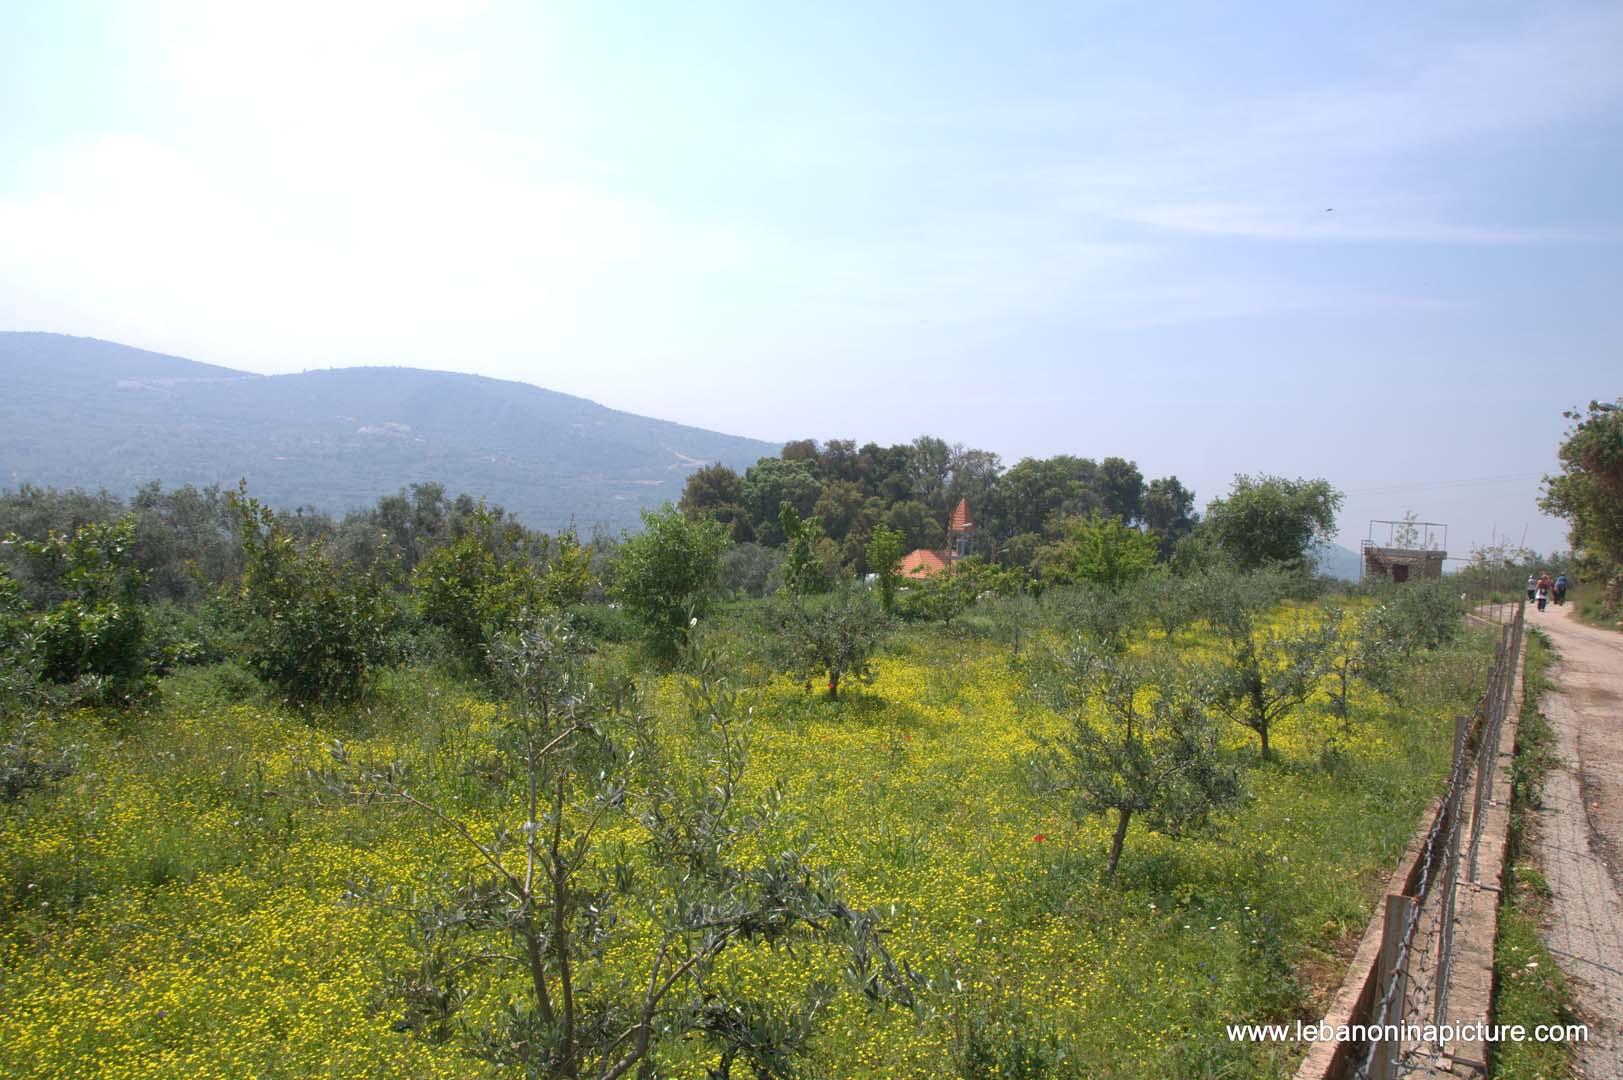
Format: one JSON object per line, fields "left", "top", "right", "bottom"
{"left": 232, "top": 489, "right": 395, "bottom": 706}
{"left": 2, "top": 518, "right": 155, "bottom": 705}
{"left": 900, "top": 557, "right": 1013, "bottom": 628}
{"left": 610, "top": 505, "right": 730, "bottom": 661}
{"left": 1037, "top": 511, "right": 1158, "bottom": 589}
{"left": 1, "top": 721, "right": 74, "bottom": 804}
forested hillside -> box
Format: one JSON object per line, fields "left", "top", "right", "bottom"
{"left": 0, "top": 332, "right": 780, "bottom": 532}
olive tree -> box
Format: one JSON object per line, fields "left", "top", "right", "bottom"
{"left": 320, "top": 617, "right": 919, "bottom": 1078}
{"left": 778, "top": 586, "right": 892, "bottom": 699}
{"left": 1207, "top": 607, "right": 1332, "bottom": 760}
{"left": 1025, "top": 643, "right": 1242, "bottom": 875}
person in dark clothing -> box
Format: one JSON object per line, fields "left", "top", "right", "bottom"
{"left": 1554, "top": 573, "right": 1568, "bottom": 605}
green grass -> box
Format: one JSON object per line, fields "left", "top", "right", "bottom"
{"left": 1566, "top": 581, "right": 1621, "bottom": 632}
{"left": 1492, "top": 628, "right": 1579, "bottom": 1080}
{"left": 0, "top": 606, "right": 1495, "bottom": 1079}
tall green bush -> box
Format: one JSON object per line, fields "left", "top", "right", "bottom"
{"left": 2, "top": 518, "right": 154, "bottom": 705}
{"left": 232, "top": 489, "right": 394, "bottom": 706}
{"left": 412, "top": 519, "right": 593, "bottom": 673}
{"left": 610, "top": 506, "right": 729, "bottom": 660}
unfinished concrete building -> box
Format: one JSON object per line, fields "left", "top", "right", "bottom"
{"left": 1361, "top": 518, "right": 1447, "bottom": 583}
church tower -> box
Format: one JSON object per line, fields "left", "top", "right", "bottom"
{"left": 947, "top": 499, "right": 975, "bottom": 561}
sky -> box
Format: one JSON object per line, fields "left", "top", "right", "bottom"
{"left": 2, "top": 0, "right": 1619, "bottom": 556}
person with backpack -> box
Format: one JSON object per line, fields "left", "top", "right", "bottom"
{"left": 1536, "top": 576, "right": 1551, "bottom": 612}
{"left": 1554, "top": 573, "right": 1568, "bottom": 606}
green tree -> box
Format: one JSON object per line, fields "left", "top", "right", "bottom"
{"left": 1038, "top": 511, "right": 1158, "bottom": 589}
{"left": 780, "top": 587, "right": 892, "bottom": 699}
{"left": 861, "top": 442, "right": 918, "bottom": 504}
{"left": 232, "top": 488, "right": 394, "bottom": 706}
{"left": 1207, "top": 607, "right": 1331, "bottom": 760}
{"left": 1095, "top": 457, "right": 1145, "bottom": 523}
{"left": 679, "top": 463, "right": 754, "bottom": 542}
{"left": 610, "top": 506, "right": 730, "bottom": 660}
{"left": 945, "top": 445, "right": 1003, "bottom": 539}
{"left": 1203, "top": 474, "right": 1344, "bottom": 571}
{"left": 321, "top": 619, "right": 917, "bottom": 1076}
{"left": 883, "top": 500, "right": 940, "bottom": 552}
{"left": 1141, "top": 476, "right": 1198, "bottom": 560}
{"left": 779, "top": 504, "right": 833, "bottom": 598}
{"left": 413, "top": 520, "right": 594, "bottom": 673}
{"left": 742, "top": 459, "right": 822, "bottom": 546}
{"left": 909, "top": 435, "right": 954, "bottom": 515}
{"left": 1540, "top": 399, "right": 1623, "bottom": 615}
{"left": 3, "top": 517, "right": 153, "bottom": 704}
{"left": 864, "top": 525, "right": 906, "bottom": 614}
{"left": 811, "top": 479, "right": 867, "bottom": 543}
{"left": 995, "top": 456, "right": 1098, "bottom": 538}
{"left": 1025, "top": 644, "right": 1242, "bottom": 875}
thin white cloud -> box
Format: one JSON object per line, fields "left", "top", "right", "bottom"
{"left": 1045, "top": 4, "right": 1623, "bottom": 244}
{"left": 1126, "top": 202, "right": 1578, "bottom": 245}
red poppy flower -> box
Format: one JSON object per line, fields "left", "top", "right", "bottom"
{"left": 1033, "top": 833, "right": 1045, "bottom": 843}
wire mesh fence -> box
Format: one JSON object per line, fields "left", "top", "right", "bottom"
{"left": 1344, "top": 601, "right": 1525, "bottom": 1080}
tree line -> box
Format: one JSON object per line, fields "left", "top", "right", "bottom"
{"left": 679, "top": 435, "right": 1343, "bottom": 585}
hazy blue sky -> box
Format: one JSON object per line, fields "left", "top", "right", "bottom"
{"left": 3, "top": 1, "right": 1619, "bottom": 554}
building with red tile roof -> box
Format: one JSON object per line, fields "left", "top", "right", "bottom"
{"left": 899, "top": 500, "right": 976, "bottom": 579}
{"left": 899, "top": 548, "right": 949, "bottom": 579}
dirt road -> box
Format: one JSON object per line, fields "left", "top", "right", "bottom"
{"left": 1527, "top": 601, "right": 1623, "bottom": 1077}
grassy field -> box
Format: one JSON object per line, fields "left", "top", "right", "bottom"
{"left": 1, "top": 603, "right": 1492, "bottom": 1078}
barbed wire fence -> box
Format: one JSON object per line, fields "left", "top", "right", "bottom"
{"left": 1345, "top": 600, "right": 1525, "bottom": 1080}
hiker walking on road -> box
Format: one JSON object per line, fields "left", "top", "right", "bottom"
{"left": 1554, "top": 573, "right": 1568, "bottom": 605}
{"left": 1536, "top": 575, "right": 1551, "bottom": 612}
{"left": 1527, "top": 574, "right": 1538, "bottom": 602}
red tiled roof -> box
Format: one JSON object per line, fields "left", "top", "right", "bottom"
{"left": 949, "top": 498, "right": 973, "bottom": 532}
{"left": 900, "top": 548, "right": 950, "bottom": 578}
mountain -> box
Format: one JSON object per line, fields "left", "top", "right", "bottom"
{"left": 1315, "top": 542, "right": 1365, "bottom": 582}
{"left": 0, "top": 332, "right": 782, "bottom": 533}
